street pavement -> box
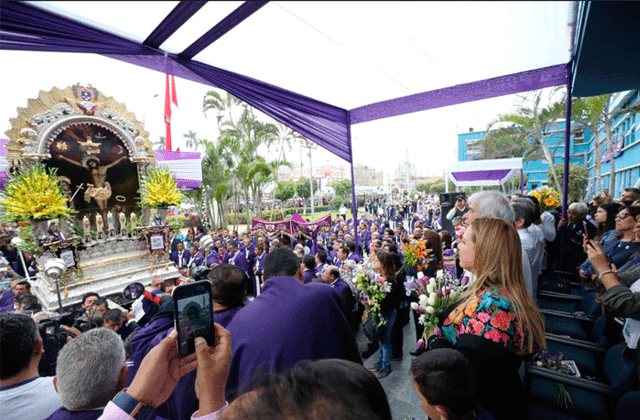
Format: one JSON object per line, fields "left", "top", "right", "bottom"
{"left": 356, "top": 312, "right": 426, "bottom": 420}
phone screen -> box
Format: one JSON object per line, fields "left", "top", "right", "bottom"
{"left": 173, "top": 280, "right": 215, "bottom": 357}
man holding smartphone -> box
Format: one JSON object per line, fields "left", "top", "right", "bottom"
{"left": 224, "top": 247, "right": 362, "bottom": 401}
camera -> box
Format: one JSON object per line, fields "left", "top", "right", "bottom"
{"left": 37, "top": 312, "right": 99, "bottom": 376}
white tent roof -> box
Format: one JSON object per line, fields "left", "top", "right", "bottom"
{"left": 25, "top": 1, "right": 573, "bottom": 110}
{"left": 447, "top": 157, "right": 523, "bottom": 187}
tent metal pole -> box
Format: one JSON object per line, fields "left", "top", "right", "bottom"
{"left": 346, "top": 113, "right": 359, "bottom": 255}
{"left": 520, "top": 168, "right": 524, "bottom": 194}
{"left": 562, "top": 63, "right": 572, "bottom": 218}
{"left": 559, "top": 61, "right": 573, "bottom": 271}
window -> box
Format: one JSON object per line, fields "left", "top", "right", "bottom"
{"left": 574, "top": 130, "right": 585, "bottom": 144}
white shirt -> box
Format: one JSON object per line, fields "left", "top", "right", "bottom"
{"left": 540, "top": 211, "right": 557, "bottom": 242}
{"left": 0, "top": 376, "right": 62, "bottom": 420}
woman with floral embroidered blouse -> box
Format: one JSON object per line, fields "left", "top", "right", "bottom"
{"left": 429, "top": 216, "right": 546, "bottom": 420}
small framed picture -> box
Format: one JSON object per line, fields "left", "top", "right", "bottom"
{"left": 142, "top": 226, "right": 172, "bottom": 257}
{"left": 150, "top": 233, "right": 165, "bottom": 251}
{"left": 60, "top": 249, "right": 76, "bottom": 268}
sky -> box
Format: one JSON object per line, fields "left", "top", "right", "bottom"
{"left": 0, "top": 1, "right": 573, "bottom": 180}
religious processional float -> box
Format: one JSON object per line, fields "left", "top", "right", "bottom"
{"left": 1, "top": 85, "right": 187, "bottom": 310}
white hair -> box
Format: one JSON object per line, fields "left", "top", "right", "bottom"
{"left": 568, "top": 202, "right": 588, "bottom": 215}
{"left": 467, "top": 191, "right": 515, "bottom": 224}
{"left": 56, "top": 328, "right": 125, "bottom": 410}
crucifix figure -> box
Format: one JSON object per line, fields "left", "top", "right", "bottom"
{"left": 56, "top": 154, "right": 127, "bottom": 220}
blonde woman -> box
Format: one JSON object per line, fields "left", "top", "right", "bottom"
{"left": 429, "top": 216, "right": 546, "bottom": 420}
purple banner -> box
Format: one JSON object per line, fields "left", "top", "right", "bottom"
{"left": 450, "top": 169, "right": 512, "bottom": 182}
{"left": 251, "top": 219, "right": 294, "bottom": 238}
{"left": 251, "top": 214, "right": 332, "bottom": 239}
{"left": 350, "top": 64, "right": 569, "bottom": 124}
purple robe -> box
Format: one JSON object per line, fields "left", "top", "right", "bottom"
{"left": 225, "top": 276, "right": 362, "bottom": 400}
{"left": 205, "top": 251, "right": 219, "bottom": 267}
{"left": 303, "top": 268, "right": 317, "bottom": 284}
{"left": 214, "top": 305, "right": 244, "bottom": 328}
{"left": 0, "top": 289, "right": 15, "bottom": 312}
{"left": 225, "top": 251, "right": 250, "bottom": 275}
{"left": 44, "top": 408, "right": 102, "bottom": 420}
{"left": 170, "top": 249, "right": 188, "bottom": 268}
{"left": 347, "top": 253, "right": 363, "bottom": 264}
{"left": 129, "top": 302, "right": 244, "bottom": 420}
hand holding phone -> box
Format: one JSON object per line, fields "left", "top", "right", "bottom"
{"left": 173, "top": 280, "right": 216, "bottom": 357}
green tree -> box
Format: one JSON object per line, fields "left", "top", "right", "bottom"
{"left": 154, "top": 135, "right": 166, "bottom": 151}
{"left": 548, "top": 163, "right": 588, "bottom": 203}
{"left": 571, "top": 93, "right": 640, "bottom": 195}
{"left": 332, "top": 179, "right": 352, "bottom": 200}
{"left": 183, "top": 130, "right": 198, "bottom": 150}
{"left": 202, "top": 90, "right": 243, "bottom": 131}
{"left": 428, "top": 179, "right": 456, "bottom": 194}
{"left": 275, "top": 180, "right": 296, "bottom": 211}
{"left": 481, "top": 90, "right": 566, "bottom": 195}
{"left": 197, "top": 136, "right": 235, "bottom": 229}
{"left": 296, "top": 177, "right": 319, "bottom": 214}
{"left": 415, "top": 183, "right": 430, "bottom": 193}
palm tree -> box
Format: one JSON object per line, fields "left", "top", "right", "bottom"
{"left": 198, "top": 136, "right": 234, "bottom": 229}
{"left": 154, "top": 135, "right": 166, "bottom": 151}
{"left": 483, "top": 90, "right": 566, "bottom": 195}
{"left": 183, "top": 130, "right": 198, "bottom": 150}
{"left": 202, "top": 90, "right": 244, "bottom": 131}
{"left": 572, "top": 93, "right": 640, "bottom": 195}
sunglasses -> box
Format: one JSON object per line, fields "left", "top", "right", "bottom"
{"left": 616, "top": 213, "right": 632, "bottom": 220}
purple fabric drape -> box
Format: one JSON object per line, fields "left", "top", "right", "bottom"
{"left": 143, "top": 1, "right": 207, "bottom": 49}
{"left": 0, "top": 1, "right": 574, "bottom": 172}
{"left": 450, "top": 169, "right": 512, "bottom": 182}
{"left": 349, "top": 64, "right": 570, "bottom": 124}
{"left": 180, "top": 1, "right": 269, "bottom": 59}
{"left": 177, "top": 57, "right": 352, "bottom": 162}
{"left": 0, "top": 2, "right": 161, "bottom": 55}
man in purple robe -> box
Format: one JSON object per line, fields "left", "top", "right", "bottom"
{"left": 302, "top": 254, "right": 317, "bottom": 284}
{"left": 322, "top": 265, "right": 358, "bottom": 332}
{"left": 345, "top": 241, "right": 363, "bottom": 264}
{"left": 224, "top": 240, "right": 252, "bottom": 296}
{"left": 170, "top": 241, "right": 188, "bottom": 269}
{"left": 225, "top": 247, "right": 362, "bottom": 400}
{"left": 186, "top": 245, "right": 204, "bottom": 271}
{"left": 44, "top": 328, "right": 126, "bottom": 420}
{"left": 252, "top": 244, "right": 266, "bottom": 292}
{"left": 128, "top": 264, "right": 248, "bottom": 420}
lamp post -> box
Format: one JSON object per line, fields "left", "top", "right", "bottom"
{"left": 45, "top": 258, "right": 67, "bottom": 312}
{"left": 301, "top": 142, "right": 317, "bottom": 219}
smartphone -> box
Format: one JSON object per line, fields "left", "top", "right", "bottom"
{"left": 172, "top": 280, "right": 215, "bottom": 357}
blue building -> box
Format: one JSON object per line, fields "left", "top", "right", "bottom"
{"left": 584, "top": 90, "right": 640, "bottom": 198}
{"left": 456, "top": 122, "right": 588, "bottom": 193}
{"left": 456, "top": 90, "right": 640, "bottom": 199}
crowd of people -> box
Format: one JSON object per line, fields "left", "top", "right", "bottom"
{"left": 2, "top": 187, "right": 640, "bottom": 420}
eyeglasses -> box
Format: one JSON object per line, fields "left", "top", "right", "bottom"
{"left": 616, "top": 213, "right": 631, "bottom": 220}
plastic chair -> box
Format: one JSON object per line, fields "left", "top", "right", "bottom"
{"left": 615, "top": 391, "right": 640, "bottom": 420}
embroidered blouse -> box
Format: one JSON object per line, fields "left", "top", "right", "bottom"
{"left": 438, "top": 289, "right": 542, "bottom": 357}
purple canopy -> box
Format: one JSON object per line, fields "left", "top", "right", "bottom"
{"left": 447, "top": 158, "right": 523, "bottom": 188}
{"left": 0, "top": 1, "right": 580, "bottom": 226}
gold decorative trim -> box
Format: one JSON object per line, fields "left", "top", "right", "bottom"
{"left": 5, "top": 86, "right": 154, "bottom": 162}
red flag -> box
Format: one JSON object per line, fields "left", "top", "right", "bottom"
{"left": 164, "top": 74, "right": 172, "bottom": 151}
{"left": 171, "top": 74, "right": 178, "bottom": 107}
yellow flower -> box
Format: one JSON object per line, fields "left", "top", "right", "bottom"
{"left": 0, "top": 163, "right": 73, "bottom": 222}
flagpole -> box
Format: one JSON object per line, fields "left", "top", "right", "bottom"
{"left": 165, "top": 73, "right": 172, "bottom": 151}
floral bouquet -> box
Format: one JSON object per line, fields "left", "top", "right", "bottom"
{"left": 530, "top": 187, "right": 560, "bottom": 213}
{"left": 349, "top": 251, "right": 392, "bottom": 326}
{"left": 139, "top": 167, "right": 182, "bottom": 208}
{"left": 405, "top": 269, "right": 468, "bottom": 351}
{"left": 404, "top": 239, "right": 431, "bottom": 273}
{"left": 1, "top": 163, "right": 74, "bottom": 222}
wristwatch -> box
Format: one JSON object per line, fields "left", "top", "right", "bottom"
{"left": 112, "top": 389, "right": 156, "bottom": 420}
